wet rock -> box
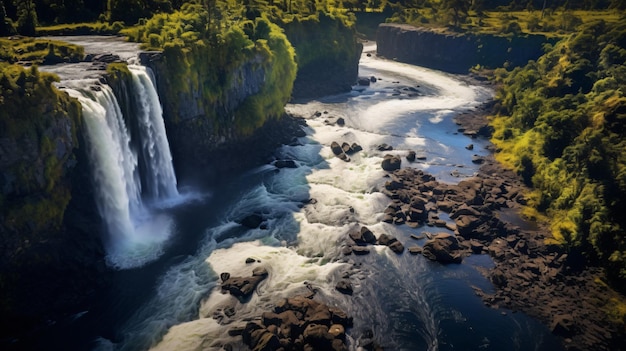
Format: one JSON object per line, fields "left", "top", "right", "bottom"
{"left": 349, "top": 226, "right": 377, "bottom": 245}
{"left": 471, "top": 154, "right": 485, "bottom": 164}
{"left": 352, "top": 246, "right": 371, "bottom": 255}
{"left": 221, "top": 269, "right": 268, "bottom": 299}
{"left": 331, "top": 141, "right": 350, "bottom": 162}
{"left": 551, "top": 314, "right": 577, "bottom": 337}
{"left": 245, "top": 257, "right": 256, "bottom": 264}
{"left": 466, "top": 143, "right": 474, "bottom": 150}
{"left": 406, "top": 150, "right": 416, "bottom": 162}
{"left": 381, "top": 154, "right": 401, "bottom": 171}
{"left": 408, "top": 246, "right": 423, "bottom": 255}
{"left": 422, "top": 233, "right": 464, "bottom": 263}
{"left": 357, "top": 77, "right": 371, "bottom": 86}
{"left": 377, "top": 143, "right": 393, "bottom": 151}
{"left": 335, "top": 280, "right": 353, "bottom": 295}
{"left": 243, "top": 296, "right": 351, "bottom": 351}
{"left": 337, "top": 117, "right": 345, "bottom": 126}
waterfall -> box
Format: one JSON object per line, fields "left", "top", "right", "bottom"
{"left": 63, "top": 66, "right": 178, "bottom": 269}
{"left": 129, "top": 65, "right": 179, "bottom": 200}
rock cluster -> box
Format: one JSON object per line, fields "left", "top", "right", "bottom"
{"left": 237, "top": 295, "right": 352, "bottom": 351}
{"left": 330, "top": 141, "right": 362, "bottom": 162}
{"left": 220, "top": 266, "right": 269, "bottom": 300}
{"left": 343, "top": 226, "right": 404, "bottom": 256}
{"left": 381, "top": 148, "right": 625, "bottom": 349}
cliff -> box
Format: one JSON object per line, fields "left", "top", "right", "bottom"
{"left": 282, "top": 13, "right": 363, "bottom": 99}
{"left": 376, "top": 23, "right": 555, "bottom": 73}
{"left": 140, "top": 13, "right": 361, "bottom": 180}
{"left": 0, "top": 64, "right": 105, "bottom": 335}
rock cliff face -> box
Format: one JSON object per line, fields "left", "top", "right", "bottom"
{"left": 140, "top": 52, "right": 285, "bottom": 180}
{"left": 0, "top": 68, "right": 105, "bottom": 336}
{"left": 376, "top": 23, "right": 555, "bottom": 73}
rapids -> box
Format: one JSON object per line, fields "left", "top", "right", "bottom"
{"left": 34, "top": 39, "right": 563, "bottom": 351}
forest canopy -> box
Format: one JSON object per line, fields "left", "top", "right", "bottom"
{"left": 489, "top": 18, "right": 626, "bottom": 289}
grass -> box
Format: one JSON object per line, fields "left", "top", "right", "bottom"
{"left": 36, "top": 21, "right": 125, "bottom": 36}
{"left": 0, "top": 37, "right": 84, "bottom": 64}
{"left": 392, "top": 9, "right": 624, "bottom": 38}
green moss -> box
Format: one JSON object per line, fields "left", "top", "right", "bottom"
{"left": 489, "top": 18, "right": 626, "bottom": 289}
{"left": 0, "top": 37, "right": 84, "bottom": 64}
{"left": 36, "top": 21, "right": 125, "bottom": 36}
{"left": 0, "top": 62, "right": 82, "bottom": 239}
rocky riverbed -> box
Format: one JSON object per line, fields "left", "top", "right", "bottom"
{"left": 226, "top": 104, "right": 625, "bottom": 351}
{"left": 398, "top": 102, "right": 626, "bottom": 351}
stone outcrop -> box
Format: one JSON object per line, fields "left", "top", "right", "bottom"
{"left": 238, "top": 295, "right": 352, "bottom": 351}
{"left": 220, "top": 266, "right": 269, "bottom": 300}
{"left": 376, "top": 24, "right": 556, "bottom": 74}
{"left": 0, "top": 74, "right": 106, "bottom": 338}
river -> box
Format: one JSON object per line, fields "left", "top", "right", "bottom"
{"left": 30, "top": 39, "right": 564, "bottom": 351}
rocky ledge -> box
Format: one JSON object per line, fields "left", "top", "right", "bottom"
{"left": 229, "top": 295, "right": 353, "bottom": 351}
{"left": 373, "top": 104, "right": 625, "bottom": 351}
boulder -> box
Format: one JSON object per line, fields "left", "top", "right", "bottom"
{"left": 349, "top": 226, "right": 377, "bottom": 245}
{"left": 381, "top": 154, "right": 401, "bottom": 171}
{"left": 352, "top": 246, "right": 370, "bottom": 255}
{"left": 330, "top": 141, "right": 350, "bottom": 162}
{"left": 336, "top": 117, "right": 345, "bottom": 126}
{"left": 335, "top": 280, "right": 353, "bottom": 295}
{"left": 357, "top": 77, "right": 371, "bottom": 86}
{"left": 221, "top": 271, "right": 268, "bottom": 299}
{"left": 406, "top": 150, "right": 416, "bottom": 162}
{"left": 408, "top": 246, "right": 423, "bottom": 255}
{"left": 550, "top": 314, "right": 577, "bottom": 337}
{"left": 377, "top": 143, "right": 393, "bottom": 151}
{"left": 422, "top": 233, "right": 464, "bottom": 263}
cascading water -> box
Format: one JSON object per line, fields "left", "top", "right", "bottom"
{"left": 129, "top": 65, "right": 178, "bottom": 201}
{"left": 33, "top": 39, "right": 566, "bottom": 351}
{"left": 63, "top": 65, "right": 178, "bottom": 269}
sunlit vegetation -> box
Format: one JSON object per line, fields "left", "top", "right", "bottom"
{"left": 36, "top": 21, "right": 125, "bottom": 36}
{"left": 0, "top": 62, "right": 81, "bottom": 236}
{"left": 382, "top": 0, "right": 624, "bottom": 36}
{"left": 0, "top": 37, "right": 84, "bottom": 64}
{"left": 489, "top": 18, "right": 626, "bottom": 290}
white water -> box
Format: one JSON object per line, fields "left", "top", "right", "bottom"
{"left": 89, "top": 44, "right": 562, "bottom": 351}
{"left": 63, "top": 66, "right": 179, "bottom": 269}
{"left": 97, "top": 45, "right": 488, "bottom": 351}
{"left": 129, "top": 66, "right": 179, "bottom": 200}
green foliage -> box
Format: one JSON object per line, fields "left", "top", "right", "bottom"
{"left": 0, "top": 62, "right": 82, "bottom": 237}
{"left": 0, "top": 37, "right": 84, "bottom": 64}
{"left": 490, "top": 18, "right": 626, "bottom": 289}
{"left": 36, "top": 21, "right": 125, "bottom": 35}
{"left": 13, "top": 0, "right": 37, "bottom": 36}
{"left": 0, "top": 0, "right": 15, "bottom": 35}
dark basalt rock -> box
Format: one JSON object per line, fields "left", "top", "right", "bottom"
{"left": 422, "top": 233, "right": 465, "bottom": 263}
{"left": 335, "top": 280, "right": 353, "bottom": 295}
{"left": 221, "top": 268, "right": 269, "bottom": 299}
{"left": 381, "top": 154, "right": 401, "bottom": 171}
{"left": 242, "top": 296, "right": 352, "bottom": 351}
{"left": 406, "top": 150, "right": 416, "bottom": 162}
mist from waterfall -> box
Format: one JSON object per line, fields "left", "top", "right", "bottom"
{"left": 64, "top": 66, "right": 178, "bottom": 269}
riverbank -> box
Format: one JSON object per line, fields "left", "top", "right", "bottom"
{"left": 423, "top": 100, "right": 626, "bottom": 351}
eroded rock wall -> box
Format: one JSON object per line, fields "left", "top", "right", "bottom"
{"left": 376, "top": 23, "right": 555, "bottom": 73}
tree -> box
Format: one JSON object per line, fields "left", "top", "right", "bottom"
{"left": 0, "top": 0, "right": 15, "bottom": 35}
{"left": 441, "top": 0, "right": 470, "bottom": 28}
{"left": 13, "top": 0, "right": 37, "bottom": 36}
